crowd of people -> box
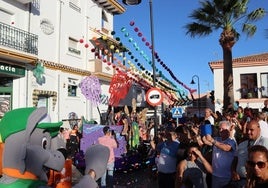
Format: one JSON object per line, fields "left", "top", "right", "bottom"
{"left": 102, "top": 101, "right": 268, "bottom": 188}
{"left": 145, "top": 103, "right": 268, "bottom": 188}
{"left": 50, "top": 100, "right": 268, "bottom": 188}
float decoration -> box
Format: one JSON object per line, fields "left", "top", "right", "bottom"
{"left": 119, "top": 26, "right": 181, "bottom": 90}
{"left": 109, "top": 72, "right": 132, "bottom": 107}
{"left": 0, "top": 107, "right": 65, "bottom": 187}
{"left": 85, "top": 26, "right": 192, "bottom": 105}
{"left": 80, "top": 75, "right": 101, "bottom": 106}
{"left": 127, "top": 21, "right": 195, "bottom": 94}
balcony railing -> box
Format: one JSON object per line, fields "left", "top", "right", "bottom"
{"left": 0, "top": 21, "right": 38, "bottom": 55}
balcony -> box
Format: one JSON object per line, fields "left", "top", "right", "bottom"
{"left": 15, "top": 0, "right": 33, "bottom": 4}
{"left": 0, "top": 22, "right": 38, "bottom": 55}
{"left": 94, "top": 0, "right": 126, "bottom": 15}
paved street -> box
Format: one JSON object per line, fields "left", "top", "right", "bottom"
{"left": 114, "top": 167, "right": 158, "bottom": 188}
{"left": 72, "top": 161, "right": 158, "bottom": 187}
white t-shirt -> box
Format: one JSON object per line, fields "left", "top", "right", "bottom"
{"left": 259, "top": 120, "right": 268, "bottom": 138}
{"left": 207, "top": 116, "right": 215, "bottom": 125}
{"left": 149, "top": 128, "right": 155, "bottom": 140}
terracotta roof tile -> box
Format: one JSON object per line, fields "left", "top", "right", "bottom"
{"left": 209, "top": 52, "right": 268, "bottom": 71}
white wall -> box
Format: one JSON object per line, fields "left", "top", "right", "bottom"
{"left": 0, "top": 0, "right": 30, "bottom": 30}
{"left": 214, "top": 64, "right": 268, "bottom": 112}
{"left": 1, "top": 0, "right": 118, "bottom": 124}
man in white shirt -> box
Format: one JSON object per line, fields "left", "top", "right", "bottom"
{"left": 231, "top": 120, "right": 268, "bottom": 187}
{"left": 258, "top": 112, "right": 268, "bottom": 138}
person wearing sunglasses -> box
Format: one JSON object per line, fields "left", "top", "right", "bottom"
{"left": 231, "top": 120, "right": 268, "bottom": 188}
{"left": 246, "top": 145, "right": 268, "bottom": 188}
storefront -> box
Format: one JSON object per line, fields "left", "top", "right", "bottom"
{"left": 0, "top": 62, "right": 26, "bottom": 118}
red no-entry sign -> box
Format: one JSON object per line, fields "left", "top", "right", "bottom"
{"left": 145, "top": 88, "right": 163, "bottom": 106}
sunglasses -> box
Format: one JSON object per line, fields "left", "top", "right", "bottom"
{"left": 247, "top": 160, "right": 267, "bottom": 169}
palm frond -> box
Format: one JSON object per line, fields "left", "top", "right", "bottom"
{"left": 247, "top": 8, "right": 266, "bottom": 22}
{"left": 242, "top": 24, "right": 257, "bottom": 37}
{"left": 232, "top": 0, "right": 248, "bottom": 18}
{"left": 185, "top": 22, "right": 212, "bottom": 37}
{"left": 197, "top": 1, "right": 224, "bottom": 27}
{"left": 185, "top": 0, "right": 265, "bottom": 40}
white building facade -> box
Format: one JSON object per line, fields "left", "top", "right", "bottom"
{"left": 0, "top": 0, "right": 125, "bottom": 126}
{"left": 209, "top": 53, "right": 268, "bottom": 113}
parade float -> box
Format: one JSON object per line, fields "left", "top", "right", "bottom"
{"left": 75, "top": 21, "right": 197, "bottom": 173}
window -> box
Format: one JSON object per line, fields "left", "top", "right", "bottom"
{"left": 68, "top": 78, "right": 78, "bottom": 97}
{"left": 101, "top": 11, "right": 108, "bottom": 29}
{"left": 0, "top": 95, "right": 11, "bottom": 118}
{"left": 0, "top": 77, "right": 12, "bottom": 118}
{"left": 68, "top": 85, "right": 77, "bottom": 97}
{"left": 68, "top": 37, "right": 81, "bottom": 55}
{"left": 37, "top": 96, "right": 48, "bottom": 108}
{"left": 32, "top": 89, "right": 57, "bottom": 111}
{"left": 261, "top": 73, "right": 268, "bottom": 98}
{"left": 0, "top": 8, "right": 13, "bottom": 24}
{"left": 240, "top": 74, "right": 258, "bottom": 99}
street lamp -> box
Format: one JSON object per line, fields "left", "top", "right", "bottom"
{"left": 190, "top": 75, "right": 201, "bottom": 118}
{"left": 122, "top": 0, "right": 141, "bottom": 5}
{"left": 122, "top": 0, "right": 158, "bottom": 141}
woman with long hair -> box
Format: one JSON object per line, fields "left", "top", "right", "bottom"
{"left": 176, "top": 142, "right": 212, "bottom": 188}
{"left": 246, "top": 145, "right": 268, "bottom": 188}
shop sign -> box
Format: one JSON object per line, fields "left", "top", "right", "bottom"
{"left": 0, "top": 62, "right": 25, "bottom": 76}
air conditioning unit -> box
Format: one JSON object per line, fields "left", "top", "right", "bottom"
{"left": 15, "top": 0, "right": 32, "bottom": 4}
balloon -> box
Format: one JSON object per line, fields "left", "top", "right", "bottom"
{"left": 130, "top": 21, "right": 135, "bottom": 26}
{"left": 121, "top": 27, "right": 126, "bottom": 32}
{"left": 102, "top": 35, "right": 107, "bottom": 40}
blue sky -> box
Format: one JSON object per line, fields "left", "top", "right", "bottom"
{"left": 113, "top": 0, "right": 268, "bottom": 94}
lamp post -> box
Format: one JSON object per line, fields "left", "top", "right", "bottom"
{"left": 190, "top": 75, "right": 201, "bottom": 118}
{"left": 123, "top": 0, "right": 158, "bottom": 141}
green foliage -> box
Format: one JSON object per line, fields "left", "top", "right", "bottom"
{"left": 185, "top": 0, "right": 266, "bottom": 40}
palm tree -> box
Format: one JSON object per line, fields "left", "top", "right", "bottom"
{"left": 185, "top": 0, "right": 266, "bottom": 111}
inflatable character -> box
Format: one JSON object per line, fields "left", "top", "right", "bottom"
{"left": 74, "top": 144, "right": 109, "bottom": 188}
{"left": 0, "top": 107, "right": 65, "bottom": 187}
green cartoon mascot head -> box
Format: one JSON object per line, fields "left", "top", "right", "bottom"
{"left": 0, "top": 107, "right": 65, "bottom": 187}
